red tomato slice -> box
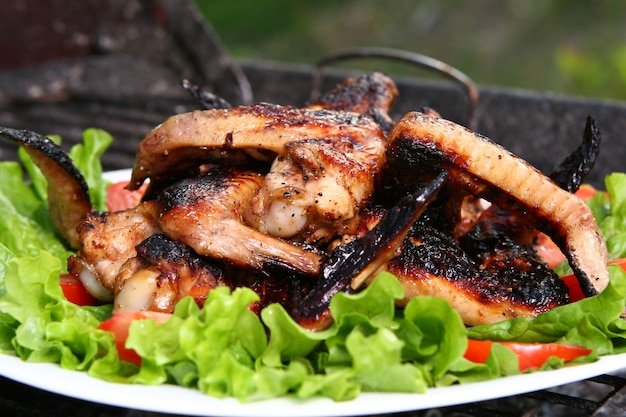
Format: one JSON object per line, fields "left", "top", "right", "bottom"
{"left": 499, "top": 341, "right": 592, "bottom": 372}
{"left": 559, "top": 258, "right": 626, "bottom": 303}
{"left": 574, "top": 184, "right": 599, "bottom": 201}
{"left": 106, "top": 181, "right": 147, "bottom": 212}
{"left": 465, "top": 339, "right": 592, "bottom": 372}
{"left": 559, "top": 273, "right": 586, "bottom": 303}
{"left": 534, "top": 232, "right": 566, "bottom": 268}
{"left": 463, "top": 339, "right": 493, "bottom": 363}
{"left": 59, "top": 274, "right": 97, "bottom": 306}
{"left": 98, "top": 311, "right": 172, "bottom": 365}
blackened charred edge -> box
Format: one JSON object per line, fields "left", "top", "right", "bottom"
{"left": 294, "top": 171, "right": 448, "bottom": 320}
{"left": 156, "top": 166, "right": 238, "bottom": 210}
{"left": 307, "top": 72, "right": 397, "bottom": 132}
{"left": 0, "top": 126, "right": 90, "bottom": 197}
{"left": 391, "top": 220, "right": 569, "bottom": 310}
{"left": 181, "top": 79, "right": 233, "bottom": 110}
{"left": 136, "top": 233, "right": 197, "bottom": 263}
{"left": 568, "top": 257, "right": 600, "bottom": 298}
{"left": 247, "top": 103, "right": 377, "bottom": 129}
{"left": 549, "top": 115, "right": 601, "bottom": 193}
{"left": 136, "top": 234, "right": 223, "bottom": 276}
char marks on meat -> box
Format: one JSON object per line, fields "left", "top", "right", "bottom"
{"left": 388, "top": 112, "right": 608, "bottom": 298}
{"left": 384, "top": 216, "right": 569, "bottom": 326}
{"left": 115, "top": 234, "right": 225, "bottom": 313}
{"left": 0, "top": 71, "right": 609, "bottom": 330}
{"left": 306, "top": 71, "right": 399, "bottom": 132}
{"left": 157, "top": 166, "right": 323, "bottom": 275}
{"left": 129, "top": 103, "right": 386, "bottom": 191}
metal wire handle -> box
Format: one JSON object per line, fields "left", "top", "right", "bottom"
{"left": 310, "top": 47, "right": 479, "bottom": 128}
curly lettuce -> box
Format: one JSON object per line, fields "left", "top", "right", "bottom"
{"left": 0, "top": 129, "right": 115, "bottom": 370}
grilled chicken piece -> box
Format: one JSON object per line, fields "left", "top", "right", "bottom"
{"left": 388, "top": 112, "right": 609, "bottom": 297}
{"left": 241, "top": 75, "right": 395, "bottom": 244}
{"left": 381, "top": 217, "right": 569, "bottom": 326}
{"left": 128, "top": 103, "right": 385, "bottom": 191}
{"left": 291, "top": 173, "right": 447, "bottom": 330}
{"left": 114, "top": 234, "right": 225, "bottom": 313}
{"left": 67, "top": 201, "right": 162, "bottom": 301}
{"left": 1, "top": 73, "right": 606, "bottom": 330}
{"left": 157, "top": 166, "right": 323, "bottom": 275}
{"left": 306, "top": 71, "right": 399, "bottom": 131}
{"left": 243, "top": 136, "right": 383, "bottom": 244}
{"left": 131, "top": 74, "right": 395, "bottom": 247}
{"left": 0, "top": 126, "right": 92, "bottom": 249}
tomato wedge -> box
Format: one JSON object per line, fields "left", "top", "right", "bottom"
{"left": 106, "top": 181, "right": 147, "bottom": 212}
{"left": 59, "top": 274, "right": 97, "bottom": 306}
{"left": 499, "top": 341, "right": 592, "bottom": 372}
{"left": 98, "top": 311, "right": 172, "bottom": 365}
{"left": 463, "top": 339, "right": 493, "bottom": 363}
{"left": 534, "top": 232, "right": 566, "bottom": 268}
{"left": 574, "top": 184, "right": 600, "bottom": 201}
{"left": 559, "top": 258, "right": 626, "bottom": 302}
{"left": 465, "top": 339, "right": 592, "bottom": 372}
{"left": 609, "top": 258, "right": 626, "bottom": 272}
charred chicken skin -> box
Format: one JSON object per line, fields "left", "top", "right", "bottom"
{"left": 0, "top": 71, "right": 609, "bottom": 329}
{"left": 388, "top": 112, "right": 608, "bottom": 297}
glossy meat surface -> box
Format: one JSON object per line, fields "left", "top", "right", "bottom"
{"left": 157, "top": 166, "right": 323, "bottom": 274}
{"left": 114, "top": 234, "right": 225, "bottom": 313}
{"left": 129, "top": 103, "right": 385, "bottom": 190}
{"left": 389, "top": 112, "right": 608, "bottom": 297}
{"left": 383, "top": 216, "right": 569, "bottom": 326}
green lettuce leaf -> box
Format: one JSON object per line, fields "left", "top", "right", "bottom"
{"left": 125, "top": 273, "right": 490, "bottom": 401}
{"left": 68, "top": 128, "right": 113, "bottom": 212}
{"left": 0, "top": 129, "right": 114, "bottom": 369}
{"left": 468, "top": 265, "right": 626, "bottom": 355}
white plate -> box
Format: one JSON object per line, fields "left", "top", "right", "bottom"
{"left": 104, "top": 168, "right": 137, "bottom": 183}
{"left": 2, "top": 168, "right": 625, "bottom": 416}
{"left": 2, "top": 353, "right": 626, "bottom": 416}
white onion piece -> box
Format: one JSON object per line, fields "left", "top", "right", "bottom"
{"left": 77, "top": 262, "right": 114, "bottom": 302}
{"left": 264, "top": 200, "right": 308, "bottom": 238}
{"left": 114, "top": 270, "right": 159, "bottom": 312}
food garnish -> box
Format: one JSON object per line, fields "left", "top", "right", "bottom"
{"left": 1, "top": 74, "right": 626, "bottom": 402}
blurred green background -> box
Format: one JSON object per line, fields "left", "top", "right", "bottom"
{"left": 193, "top": 0, "right": 626, "bottom": 101}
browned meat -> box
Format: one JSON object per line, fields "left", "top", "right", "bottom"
{"left": 157, "top": 166, "right": 323, "bottom": 275}
{"left": 382, "top": 217, "right": 569, "bottom": 326}
{"left": 128, "top": 103, "right": 385, "bottom": 191}
{"left": 67, "top": 201, "right": 162, "bottom": 300}
{"left": 0, "top": 72, "right": 608, "bottom": 330}
{"left": 114, "top": 234, "right": 225, "bottom": 313}
{"left": 238, "top": 75, "right": 398, "bottom": 245}
{"left": 243, "top": 136, "right": 383, "bottom": 244}
{"left": 0, "top": 126, "right": 92, "bottom": 249}
{"left": 388, "top": 112, "right": 609, "bottom": 297}
{"left": 306, "top": 71, "right": 399, "bottom": 131}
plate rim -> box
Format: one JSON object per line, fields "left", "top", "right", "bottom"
{"left": 1, "top": 352, "right": 626, "bottom": 416}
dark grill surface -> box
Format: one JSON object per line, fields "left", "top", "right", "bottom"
{"left": 2, "top": 1, "right": 626, "bottom": 416}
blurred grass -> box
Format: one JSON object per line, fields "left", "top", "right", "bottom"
{"left": 193, "top": 0, "right": 626, "bottom": 101}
